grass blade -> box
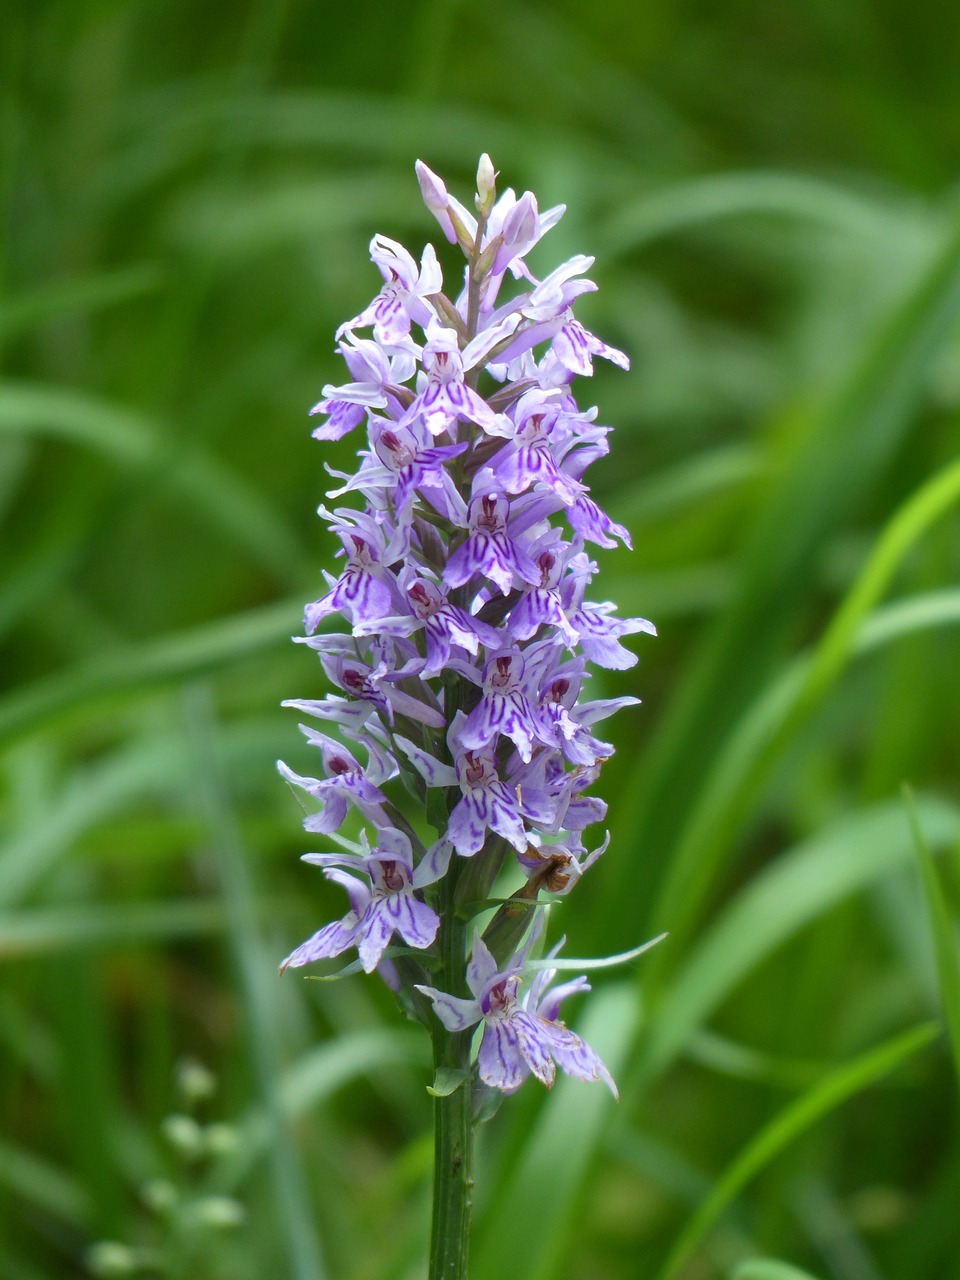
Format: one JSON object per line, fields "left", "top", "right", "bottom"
{"left": 652, "top": 455, "right": 960, "bottom": 952}
{"left": 181, "top": 683, "right": 327, "bottom": 1280}
{"left": 658, "top": 1022, "right": 939, "bottom": 1280}
{"left": 0, "top": 381, "right": 302, "bottom": 582}
{"left": 0, "top": 264, "right": 162, "bottom": 339}
{"left": 0, "top": 741, "right": 174, "bottom": 908}
{"left": 905, "top": 785, "right": 960, "bottom": 1089}
{"left": 732, "top": 1260, "right": 827, "bottom": 1280}
{"left": 611, "top": 218, "right": 960, "bottom": 929}
{"left": 603, "top": 170, "right": 915, "bottom": 255}
{"left": 634, "top": 795, "right": 960, "bottom": 1088}
{"left": 472, "top": 981, "right": 638, "bottom": 1280}
{"left": 0, "top": 597, "right": 299, "bottom": 748}
{"left": 217, "top": 1029, "right": 429, "bottom": 1190}
{"left": 0, "top": 1139, "right": 91, "bottom": 1227}
{"left": 0, "top": 901, "right": 224, "bottom": 958}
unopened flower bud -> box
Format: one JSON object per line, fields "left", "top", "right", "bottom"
{"left": 494, "top": 191, "right": 540, "bottom": 274}
{"left": 475, "top": 153, "right": 497, "bottom": 215}
{"left": 415, "top": 159, "right": 457, "bottom": 244}
{"left": 416, "top": 159, "right": 476, "bottom": 252}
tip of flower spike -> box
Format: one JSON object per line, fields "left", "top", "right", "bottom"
{"left": 476, "top": 153, "right": 497, "bottom": 214}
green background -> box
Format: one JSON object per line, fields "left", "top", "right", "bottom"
{"left": 2, "top": 1, "right": 959, "bottom": 1277}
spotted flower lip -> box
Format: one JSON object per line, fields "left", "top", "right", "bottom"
{"left": 376, "top": 574, "right": 500, "bottom": 676}
{"left": 459, "top": 648, "right": 548, "bottom": 763}
{"left": 281, "top": 156, "right": 655, "bottom": 1098}
{"left": 443, "top": 488, "right": 540, "bottom": 596}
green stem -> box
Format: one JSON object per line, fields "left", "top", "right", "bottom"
{"left": 428, "top": 207, "right": 489, "bottom": 1280}
{"left": 428, "top": 865, "right": 475, "bottom": 1280}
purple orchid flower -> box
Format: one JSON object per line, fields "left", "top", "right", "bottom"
{"left": 566, "top": 600, "right": 657, "bottom": 669}
{"left": 459, "top": 648, "right": 548, "bottom": 763}
{"left": 276, "top": 729, "right": 395, "bottom": 834}
{"left": 303, "top": 513, "right": 397, "bottom": 635}
{"left": 377, "top": 574, "right": 500, "bottom": 676}
{"left": 549, "top": 313, "right": 630, "bottom": 377}
{"left": 444, "top": 488, "right": 540, "bottom": 596}
{"left": 336, "top": 235, "right": 442, "bottom": 343}
{"left": 395, "top": 724, "right": 555, "bottom": 858}
{"left": 405, "top": 325, "right": 502, "bottom": 438}
{"left": 491, "top": 391, "right": 582, "bottom": 507}
{"left": 281, "top": 829, "right": 440, "bottom": 974}
{"left": 310, "top": 332, "right": 419, "bottom": 441}
{"left": 416, "top": 931, "right": 616, "bottom": 1095}
{"left": 373, "top": 423, "right": 467, "bottom": 515}
{"left": 506, "top": 542, "right": 582, "bottom": 649}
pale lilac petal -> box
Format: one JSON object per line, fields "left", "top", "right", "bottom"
{"left": 535, "top": 976, "right": 591, "bottom": 1023}
{"left": 390, "top": 892, "right": 440, "bottom": 950}
{"left": 394, "top": 736, "right": 458, "bottom": 788}
{"left": 486, "top": 782, "right": 529, "bottom": 851}
{"left": 356, "top": 903, "right": 396, "bottom": 972}
{"left": 477, "top": 1019, "right": 527, "bottom": 1093}
{"left": 540, "top": 1022, "right": 617, "bottom": 1097}
{"left": 512, "top": 1010, "right": 557, "bottom": 1087}
{"left": 566, "top": 495, "right": 631, "bottom": 550}
{"left": 413, "top": 837, "right": 454, "bottom": 888}
{"left": 416, "top": 985, "right": 482, "bottom": 1032}
{"left": 466, "top": 933, "right": 500, "bottom": 997}
{"left": 448, "top": 790, "right": 491, "bottom": 857}
{"left": 280, "top": 918, "right": 357, "bottom": 971}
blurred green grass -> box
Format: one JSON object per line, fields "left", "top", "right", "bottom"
{"left": 2, "top": 2, "right": 959, "bottom": 1278}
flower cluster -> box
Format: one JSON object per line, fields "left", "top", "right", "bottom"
{"left": 279, "top": 156, "right": 654, "bottom": 1096}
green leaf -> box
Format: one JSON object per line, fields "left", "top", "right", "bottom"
{"left": 524, "top": 933, "right": 668, "bottom": 972}
{"left": 731, "top": 1261, "right": 827, "bottom": 1280}
{"left": 905, "top": 785, "right": 960, "bottom": 1090}
{"left": 426, "top": 1067, "right": 472, "bottom": 1098}
{"left": 302, "top": 961, "right": 366, "bottom": 982}
{"left": 300, "top": 944, "right": 437, "bottom": 982}
{"left": 657, "top": 1022, "right": 938, "bottom": 1280}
